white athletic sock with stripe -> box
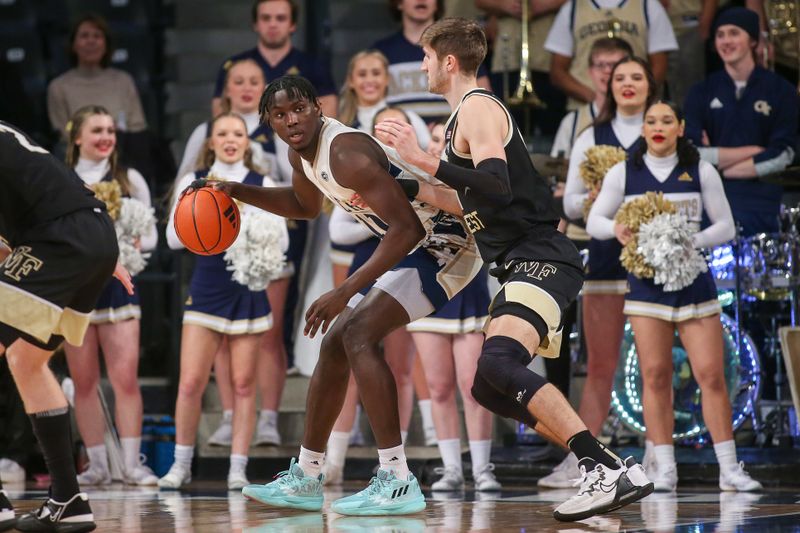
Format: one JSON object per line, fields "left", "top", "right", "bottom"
{"left": 298, "top": 446, "right": 324, "bottom": 478}
{"left": 378, "top": 444, "right": 410, "bottom": 480}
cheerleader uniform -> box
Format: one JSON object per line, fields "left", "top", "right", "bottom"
{"left": 564, "top": 113, "right": 644, "bottom": 294}
{"left": 406, "top": 267, "right": 491, "bottom": 335}
{"left": 74, "top": 158, "right": 157, "bottom": 324}
{"left": 166, "top": 160, "right": 289, "bottom": 334}
{"left": 586, "top": 152, "right": 736, "bottom": 321}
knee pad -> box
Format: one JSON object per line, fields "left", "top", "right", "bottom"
{"left": 471, "top": 371, "right": 538, "bottom": 428}
{"left": 476, "top": 335, "right": 548, "bottom": 407}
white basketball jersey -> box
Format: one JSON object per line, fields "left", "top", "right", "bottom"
{"left": 301, "top": 118, "right": 481, "bottom": 298}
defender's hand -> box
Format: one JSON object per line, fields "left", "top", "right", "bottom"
{"left": 374, "top": 118, "right": 425, "bottom": 165}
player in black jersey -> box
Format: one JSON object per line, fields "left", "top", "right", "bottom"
{"left": 0, "top": 122, "right": 132, "bottom": 533}
{"left": 375, "top": 18, "right": 654, "bottom": 522}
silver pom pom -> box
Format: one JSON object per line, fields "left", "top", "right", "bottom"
{"left": 115, "top": 198, "right": 155, "bottom": 276}
{"left": 637, "top": 213, "right": 708, "bottom": 292}
{"left": 224, "top": 211, "right": 286, "bottom": 291}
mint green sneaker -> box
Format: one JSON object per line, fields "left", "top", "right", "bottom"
{"left": 241, "top": 458, "right": 323, "bottom": 512}
{"left": 331, "top": 470, "right": 426, "bottom": 516}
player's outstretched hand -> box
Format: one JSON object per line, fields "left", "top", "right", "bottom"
{"left": 304, "top": 287, "right": 350, "bottom": 338}
{"left": 113, "top": 261, "right": 135, "bottom": 295}
{"left": 374, "top": 118, "right": 425, "bottom": 164}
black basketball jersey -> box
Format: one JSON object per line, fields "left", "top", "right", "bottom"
{"left": 444, "top": 89, "right": 560, "bottom": 263}
{"left": 0, "top": 121, "right": 103, "bottom": 246}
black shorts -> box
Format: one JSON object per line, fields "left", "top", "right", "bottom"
{"left": 489, "top": 230, "right": 584, "bottom": 358}
{"left": 0, "top": 208, "right": 118, "bottom": 351}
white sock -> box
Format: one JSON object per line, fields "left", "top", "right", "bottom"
{"left": 714, "top": 440, "right": 738, "bottom": 472}
{"left": 260, "top": 410, "right": 278, "bottom": 426}
{"left": 326, "top": 431, "right": 350, "bottom": 467}
{"left": 418, "top": 399, "right": 434, "bottom": 429}
{"left": 645, "top": 439, "right": 654, "bottom": 457}
{"left": 298, "top": 446, "right": 324, "bottom": 478}
{"left": 378, "top": 444, "right": 409, "bottom": 480}
{"left": 174, "top": 444, "right": 194, "bottom": 469}
{"left": 222, "top": 409, "right": 233, "bottom": 422}
{"left": 229, "top": 454, "right": 248, "bottom": 474}
{"left": 86, "top": 444, "right": 109, "bottom": 472}
{"left": 120, "top": 437, "right": 141, "bottom": 472}
{"left": 437, "top": 439, "right": 462, "bottom": 472}
{"left": 469, "top": 439, "right": 492, "bottom": 476}
{"left": 400, "top": 430, "right": 408, "bottom": 444}
{"left": 349, "top": 406, "right": 362, "bottom": 437}
{"left": 654, "top": 445, "right": 676, "bottom": 470}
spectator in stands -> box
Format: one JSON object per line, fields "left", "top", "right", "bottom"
{"left": 477, "top": 0, "right": 567, "bottom": 135}
{"left": 63, "top": 105, "right": 158, "bottom": 487}
{"left": 372, "top": 0, "right": 491, "bottom": 124}
{"left": 47, "top": 14, "right": 147, "bottom": 140}
{"left": 160, "top": 113, "right": 288, "bottom": 491}
{"left": 0, "top": 359, "right": 33, "bottom": 485}
{"left": 664, "top": 0, "right": 717, "bottom": 106}
{"left": 212, "top": 0, "right": 337, "bottom": 117}
{"left": 684, "top": 6, "right": 798, "bottom": 237}
{"left": 545, "top": 0, "right": 677, "bottom": 109}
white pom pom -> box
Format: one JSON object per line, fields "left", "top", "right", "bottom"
{"left": 637, "top": 213, "right": 708, "bottom": 292}
{"left": 224, "top": 211, "right": 287, "bottom": 291}
{"left": 114, "top": 198, "right": 155, "bottom": 276}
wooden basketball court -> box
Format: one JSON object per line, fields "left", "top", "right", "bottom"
{"left": 4, "top": 482, "right": 800, "bottom": 531}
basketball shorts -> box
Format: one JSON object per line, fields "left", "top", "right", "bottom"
{"left": 488, "top": 230, "right": 584, "bottom": 358}
{"left": 0, "top": 208, "right": 118, "bottom": 351}
{"left": 347, "top": 244, "right": 482, "bottom": 323}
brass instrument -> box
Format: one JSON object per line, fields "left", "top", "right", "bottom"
{"left": 765, "top": 0, "right": 800, "bottom": 87}
{"left": 508, "top": 0, "right": 545, "bottom": 108}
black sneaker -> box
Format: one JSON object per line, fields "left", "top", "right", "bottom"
{"left": 0, "top": 490, "right": 15, "bottom": 532}
{"left": 15, "top": 492, "right": 95, "bottom": 532}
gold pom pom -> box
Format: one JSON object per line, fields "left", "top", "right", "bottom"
{"left": 91, "top": 180, "right": 123, "bottom": 220}
{"left": 614, "top": 192, "right": 677, "bottom": 279}
{"left": 580, "top": 145, "right": 627, "bottom": 219}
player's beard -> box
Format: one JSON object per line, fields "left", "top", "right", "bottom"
{"left": 427, "top": 66, "right": 447, "bottom": 95}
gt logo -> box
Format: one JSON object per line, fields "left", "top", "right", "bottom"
{"left": 754, "top": 100, "right": 771, "bottom": 116}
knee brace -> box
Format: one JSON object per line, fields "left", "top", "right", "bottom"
{"left": 476, "top": 335, "right": 548, "bottom": 407}
{"left": 471, "top": 371, "right": 538, "bottom": 428}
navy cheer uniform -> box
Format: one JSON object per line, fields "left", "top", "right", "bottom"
{"left": 621, "top": 159, "right": 720, "bottom": 321}
{"left": 684, "top": 66, "right": 798, "bottom": 236}
{"left": 585, "top": 123, "right": 644, "bottom": 294}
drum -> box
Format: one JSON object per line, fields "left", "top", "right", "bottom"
{"left": 611, "top": 313, "right": 761, "bottom": 441}
{"left": 739, "top": 232, "right": 798, "bottom": 301}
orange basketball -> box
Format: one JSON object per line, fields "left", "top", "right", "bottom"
{"left": 174, "top": 188, "right": 240, "bottom": 255}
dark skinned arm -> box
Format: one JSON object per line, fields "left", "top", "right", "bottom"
{"left": 303, "top": 133, "right": 426, "bottom": 337}
{"left": 213, "top": 149, "right": 323, "bottom": 219}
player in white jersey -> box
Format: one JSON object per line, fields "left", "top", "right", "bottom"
{"left": 200, "top": 75, "right": 481, "bottom": 516}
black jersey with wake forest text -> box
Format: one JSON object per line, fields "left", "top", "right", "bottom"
{"left": 0, "top": 121, "right": 103, "bottom": 246}
{"left": 443, "top": 89, "right": 560, "bottom": 264}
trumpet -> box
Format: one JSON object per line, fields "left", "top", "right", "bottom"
{"left": 765, "top": 0, "right": 800, "bottom": 88}
{"left": 507, "top": 0, "right": 545, "bottom": 108}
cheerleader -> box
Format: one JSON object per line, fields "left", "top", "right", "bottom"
{"left": 63, "top": 105, "right": 158, "bottom": 486}
{"left": 587, "top": 100, "right": 761, "bottom": 492}
{"left": 541, "top": 56, "right": 657, "bottom": 488}
{"left": 160, "top": 113, "right": 288, "bottom": 490}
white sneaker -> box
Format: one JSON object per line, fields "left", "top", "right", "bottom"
{"left": 0, "top": 489, "right": 15, "bottom": 530}
{"left": 423, "top": 425, "right": 437, "bottom": 447}
{"left": 227, "top": 469, "right": 249, "bottom": 490}
{"left": 76, "top": 463, "right": 111, "bottom": 486}
{"left": 253, "top": 416, "right": 281, "bottom": 446}
{"left": 207, "top": 416, "right": 233, "bottom": 447}
{"left": 719, "top": 462, "right": 762, "bottom": 492}
{"left": 322, "top": 462, "right": 344, "bottom": 486}
{"left": 125, "top": 455, "right": 158, "bottom": 486}
{"left": 0, "top": 459, "right": 25, "bottom": 483}
{"left": 431, "top": 466, "right": 464, "bottom": 491}
{"left": 538, "top": 453, "right": 579, "bottom": 488}
{"left": 473, "top": 463, "right": 502, "bottom": 492}
{"left": 651, "top": 463, "right": 678, "bottom": 493}
{"left": 553, "top": 457, "right": 654, "bottom": 522}
{"left": 158, "top": 463, "right": 191, "bottom": 490}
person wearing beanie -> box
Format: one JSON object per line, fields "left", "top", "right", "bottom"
{"left": 684, "top": 6, "right": 798, "bottom": 238}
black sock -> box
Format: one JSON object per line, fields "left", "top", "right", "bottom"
{"left": 567, "top": 430, "right": 622, "bottom": 470}
{"left": 29, "top": 407, "right": 81, "bottom": 501}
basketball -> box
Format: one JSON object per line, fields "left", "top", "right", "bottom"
{"left": 174, "top": 187, "right": 240, "bottom": 255}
